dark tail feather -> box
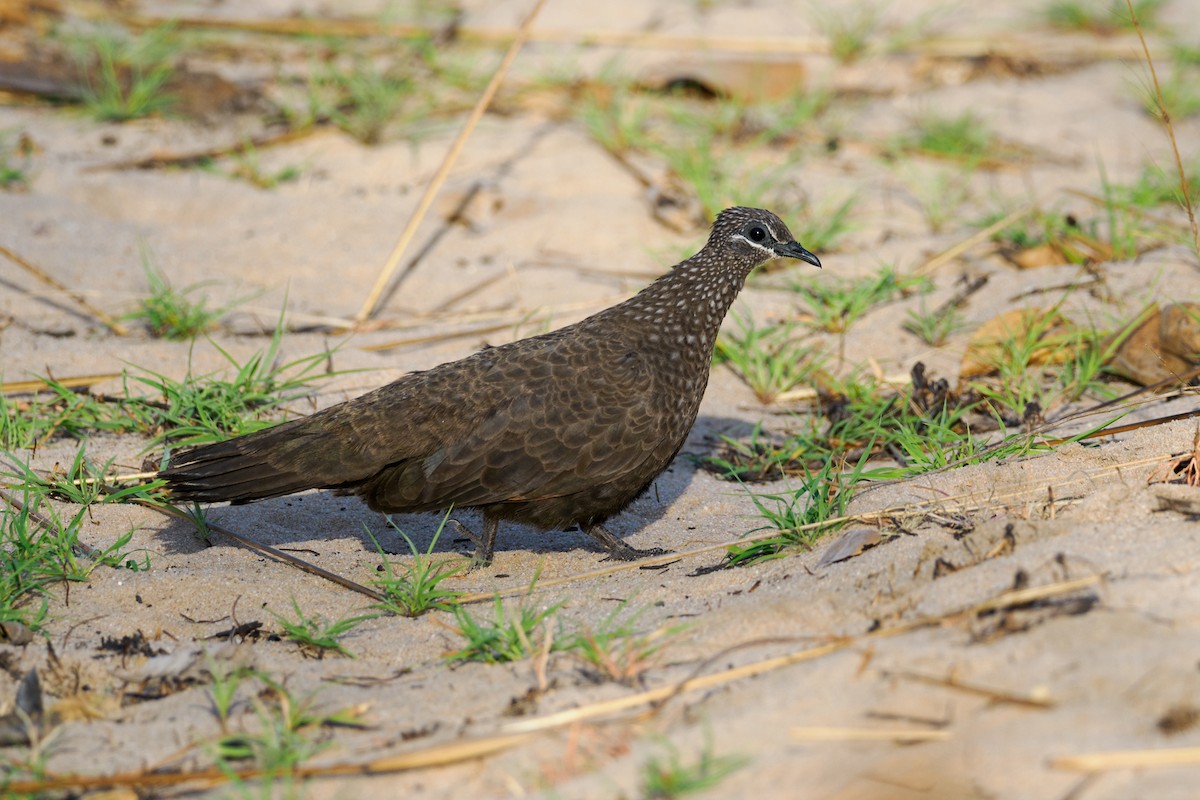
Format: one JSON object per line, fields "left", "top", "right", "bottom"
{"left": 159, "top": 420, "right": 325, "bottom": 504}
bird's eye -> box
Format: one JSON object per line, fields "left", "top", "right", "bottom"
{"left": 748, "top": 225, "right": 767, "bottom": 242}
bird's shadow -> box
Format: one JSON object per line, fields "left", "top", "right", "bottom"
{"left": 150, "top": 415, "right": 759, "bottom": 562}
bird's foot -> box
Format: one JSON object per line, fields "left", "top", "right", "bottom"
{"left": 584, "top": 524, "right": 672, "bottom": 562}
{"left": 450, "top": 517, "right": 498, "bottom": 570}
{"left": 464, "top": 554, "right": 493, "bottom": 572}
{"left": 450, "top": 518, "right": 483, "bottom": 548}
{"left": 600, "top": 544, "right": 672, "bottom": 562}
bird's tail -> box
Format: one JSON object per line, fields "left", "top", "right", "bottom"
{"left": 159, "top": 418, "right": 326, "bottom": 504}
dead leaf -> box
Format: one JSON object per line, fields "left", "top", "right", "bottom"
{"left": 1108, "top": 303, "right": 1200, "bottom": 386}
{"left": 816, "top": 527, "right": 882, "bottom": 567}
{"left": 0, "top": 619, "right": 33, "bottom": 644}
{"left": 1162, "top": 303, "right": 1200, "bottom": 359}
{"left": 960, "top": 307, "right": 1077, "bottom": 379}
{"left": 1009, "top": 242, "right": 1069, "bottom": 269}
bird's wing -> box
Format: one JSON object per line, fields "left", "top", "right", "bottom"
{"left": 161, "top": 349, "right": 501, "bottom": 503}
{"left": 358, "top": 333, "right": 672, "bottom": 510}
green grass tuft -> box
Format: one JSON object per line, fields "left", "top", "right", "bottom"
{"left": 70, "top": 23, "right": 179, "bottom": 122}
{"left": 370, "top": 513, "right": 466, "bottom": 617}
{"left": 714, "top": 314, "right": 822, "bottom": 403}
{"left": 2, "top": 315, "right": 332, "bottom": 453}
{"left": 123, "top": 258, "right": 233, "bottom": 340}
{"left": 0, "top": 130, "right": 32, "bottom": 191}
{"left": 641, "top": 737, "right": 747, "bottom": 799}
{"left": 269, "top": 597, "right": 376, "bottom": 658}
{"left": 790, "top": 266, "right": 930, "bottom": 333}
{"left": 447, "top": 596, "right": 564, "bottom": 664}
{"left": 1044, "top": 0, "right": 1165, "bottom": 34}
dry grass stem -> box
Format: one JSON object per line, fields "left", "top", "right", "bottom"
{"left": 1125, "top": 0, "right": 1200, "bottom": 259}
{"left": 970, "top": 575, "right": 1101, "bottom": 614}
{"left": 889, "top": 670, "right": 1055, "bottom": 709}
{"left": 0, "top": 244, "right": 130, "bottom": 335}
{"left": 2, "top": 374, "right": 120, "bottom": 394}
{"left": 773, "top": 373, "right": 910, "bottom": 404}
{"left": 3, "top": 731, "right": 536, "bottom": 794}
{"left": 790, "top": 726, "right": 951, "bottom": 742}
{"left": 502, "top": 639, "right": 851, "bottom": 734}
{"left": 915, "top": 203, "right": 1034, "bottom": 276}
{"left": 502, "top": 575, "right": 1097, "bottom": 736}
{"left": 353, "top": 0, "right": 548, "bottom": 325}
{"left": 137, "top": 500, "right": 384, "bottom": 601}
{"left": 1051, "top": 746, "right": 1200, "bottom": 772}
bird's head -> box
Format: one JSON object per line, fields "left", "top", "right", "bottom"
{"left": 709, "top": 207, "right": 822, "bottom": 269}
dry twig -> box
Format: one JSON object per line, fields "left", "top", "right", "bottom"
{"left": 0, "top": 244, "right": 129, "bottom": 335}
{"left": 353, "top": 0, "right": 548, "bottom": 325}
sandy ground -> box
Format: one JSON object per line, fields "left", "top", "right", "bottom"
{"left": 3, "top": 1, "right": 1200, "bottom": 798}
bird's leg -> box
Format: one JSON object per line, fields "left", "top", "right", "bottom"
{"left": 583, "top": 524, "right": 670, "bottom": 561}
{"left": 450, "top": 516, "right": 499, "bottom": 569}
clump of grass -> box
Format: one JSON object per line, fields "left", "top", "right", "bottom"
{"left": 750, "top": 88, "right": 833, "bottom": 146}
{"left": 138, "top": 324, "right": 332, "bottom": 450}
{"left": 123, "top": 259, "right": 232, "bottom": 340}
{"left": 579, "top": 82, "right": 651, "bottom": 155}
{"left": 790, "top": 266, "right": 930, "bottom": 333}
{"left": 269, "top": 597, "right": 376, "bottom": 658}
{"left": 6, "top": 443, "right": 164, "bottom": 507}
{"left": 316, "top": 57, "right": 420, "bottom": 145}
{"left": 698, "top": 422, "right": 813, "bottom": 483}
{"left": 713, "top": 314, "right": 822, "bottom": 404}
{"left": 1138, "top": 66, "right": 1200, "bottom": 122}
{"left": 1124, "top": 0, "right": 1200, "bottom": 256}
{"left": 1044, "top": 0, "right": 1164, "bottom": 34}
{"left": 2, "top": 317, "right": 330, "bottom": 452}
{"left": 891, "top": 111, "right": 993, "bottom": 162}
{"left": 209, "top": 673, "right": 363, "bottom": 793}
{"left": 0, "top": 130, "right": 33, "bottom": 191}
{"left": 222, "top": 141, "right": 303, "bottom": 189}
{"left": 902, "top": 167, "right": 973, "bottom": 233}
{"left": 69, "top": 23, "right": 179, "bottom": 121}
{"left": 1111, "top": 158, "right": 1200, "bottom": 208}
{"left": 967, "top": 307, "right": 1128, "bottom": 421}
{"left": 370, "top": 514, "right": 465, "bottom": 617}
{"left": 985, "top": 183, "right": 1163, "bottom": 266}
{"left": 701, "top": 367, "right": 1023, "bottom": 489}
{"left": 903, "top": 301, "right": 967, "bottom": 346}
{"left": 286, "top": 38, "right": 474, "bottom": 145}
{"left": 652, "top": 131, "right": 790, "bottom": 222}
{"left": 725, "top": 456, "right": 862, "bottom": 566}
{"left": 641, "top": 737, "right": 747, "bottom": 799}
{"left": 0, "top": 444, "right": 160, "bottom": 628}
{"left": 567, "top": 604, "right": 686, "bottom": 686}
{"left": 787, "top": 194, "right": 857, "bottom": 255}
{"left": 447, "top": 596, "right": 564, "bottom": 664}
{"left": 0, "top": 486, "right": 141, "bottom": 628}
{"left": 811, "top": 2, "right": 884, "bottom": 63}
{"left": 576, "top": 77, "right": 832, "bottom": 226}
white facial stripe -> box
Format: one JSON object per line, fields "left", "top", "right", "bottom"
{"left": 731, "top": 233, "right": 776, "bottom": 258}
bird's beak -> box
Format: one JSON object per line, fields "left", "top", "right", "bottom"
{"left": 773, "top": 240, "right": 821, "bottom": 268}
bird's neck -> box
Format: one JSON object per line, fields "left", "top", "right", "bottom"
{"left": 604, "top": 254, "right": 757, "bottom": 362}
